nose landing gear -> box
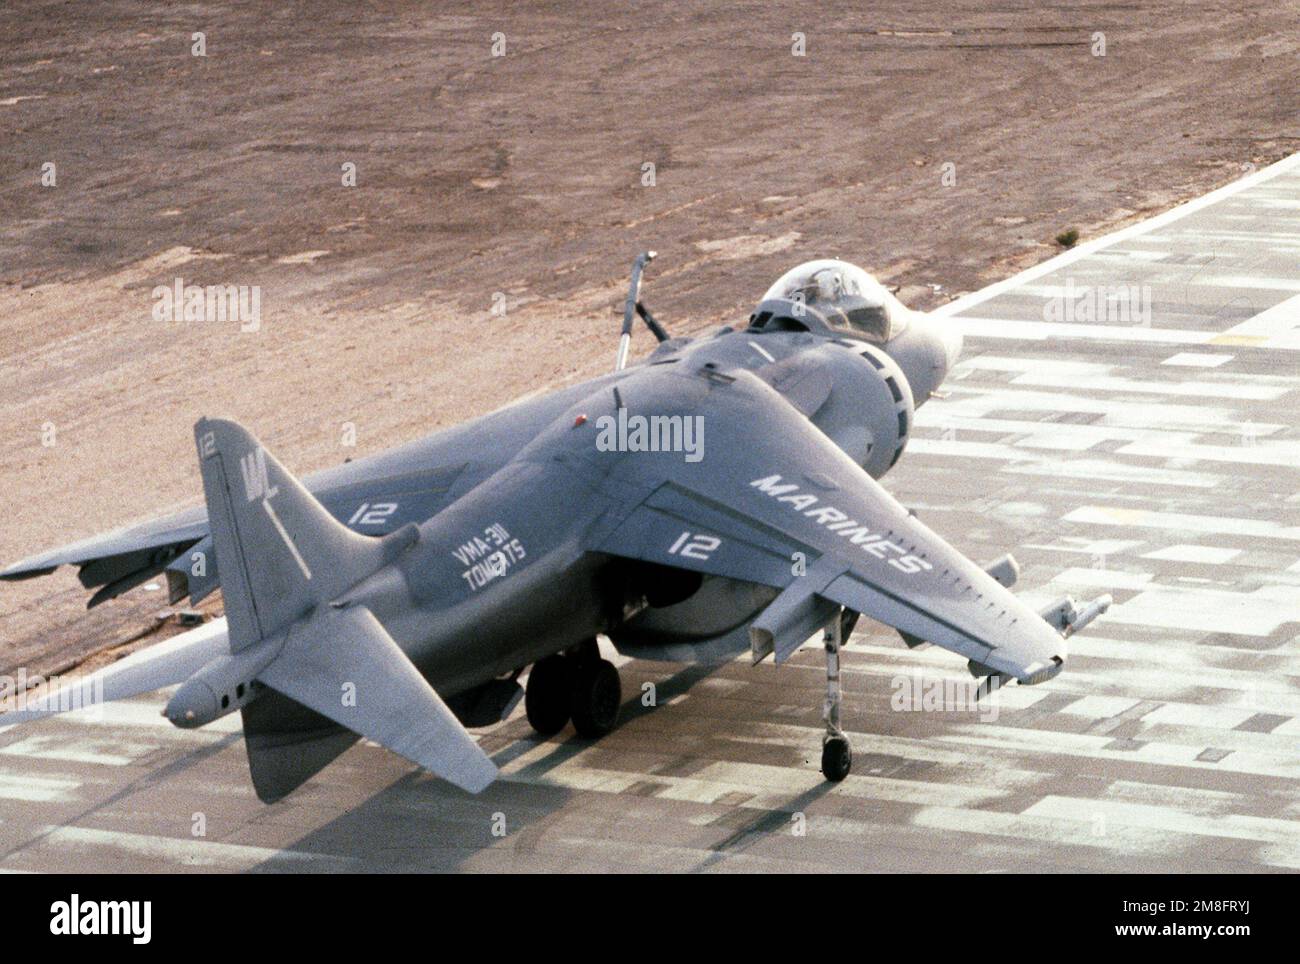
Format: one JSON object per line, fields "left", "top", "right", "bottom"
{"left": 820, "top": 608, "right": 853, "bottom": 782}
{"left": 524, "top": 638, "right": 622, "bottom": 739}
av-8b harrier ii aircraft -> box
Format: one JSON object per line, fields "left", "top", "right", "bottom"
{"left": 1, "top": 255, "right": 1110, "bottom": 799}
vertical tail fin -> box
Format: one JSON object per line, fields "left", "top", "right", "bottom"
{"left": 194, "top": 417, "right": 392, "bottom": 650}
{"left": 195, "top": 418, "right": 497, "bottom": 796}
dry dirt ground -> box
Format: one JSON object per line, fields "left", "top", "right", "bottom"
{"left": 1, "top": 1, "right": 1297, "bottom": 676}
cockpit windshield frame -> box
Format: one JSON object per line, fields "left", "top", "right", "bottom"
{"left": 757, "top": 259, "right": 904, "bottom": 343}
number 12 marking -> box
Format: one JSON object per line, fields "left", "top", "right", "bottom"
{"left": 668, "top": 531, "right": 721, "bottom": 561}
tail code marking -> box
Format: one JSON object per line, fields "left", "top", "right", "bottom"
{"left": 240, "top": 448, "right": 279, "bottom": 503}
{"left": 262, "top": 498, "right": 312, "bottom": 580}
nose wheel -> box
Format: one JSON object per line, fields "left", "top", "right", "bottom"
{"left": 525, "top": 639, "right": 622, "bottom": 739}
{"left": 820, "top": 608, "right": 853, "bottom": 782}
{"left": 821, "top": 734, "right": 852, "bottom": 782}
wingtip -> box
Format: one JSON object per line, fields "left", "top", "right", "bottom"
{"left": 0, "top": 562, "right": 59, "bottom": 581}
{"left": 443, "top": 748, "right": 499, "bottom": 794}
{"left": 459, "top": 762, "right": 500, "bottom": 795}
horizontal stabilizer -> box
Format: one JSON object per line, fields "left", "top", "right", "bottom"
{"left": 0, "top": 619, "right": 228, "bottom": 725}
{"left": 256, "top": 605, "right": 498, "bottom": 794}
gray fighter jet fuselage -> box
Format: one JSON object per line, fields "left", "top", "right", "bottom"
{"left": 2, "top": 257, "right": 1107, "bottom": 800}
{"left": 295, "top": 310, "right": 953, "bottom": 696}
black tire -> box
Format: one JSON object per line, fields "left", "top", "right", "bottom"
{"left": 570, "top": 658, "right": 622, "bottom": 738}
{"left": 821, "top": 735, "right": 852, "bottom": 782}
{"left": 525, "top": 655, "right": 572, "bottom": 736}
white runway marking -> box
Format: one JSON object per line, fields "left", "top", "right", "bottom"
{"left": 1063, "top": 506, "right": 1300, "bottom": 542}
{"left": 35, "top": 825, "right": 348, "bottom": 869}
{"left": 1104, "top": 583, "right": 1300, "bottom": 636}
{"left": 1141, "top": 544, "right": 1242, "bottom": 564}
{"left": 1141, "top": 703, "right": 1259, "bottom": 731}
{"left": 926, "top": 385, "right": 1281, "bottom": 433}
{"left": 938, "top": 724, "right": 1300, "bottom": 780}
{"left": 1052, "top": 567, "right": 1153, "bottom": 591}
{"left": 910, "top": 805, "right": 1207, "bottom": 859}
{"left": 1210, "top": 276, "right": 1300, "bottom": 292}
{"left": 923, "top": 408, "right": 1282, "bottom": 451}
{"left": 1161, "top": 352, "right": 1234, "bottom": 367}
{"left": 1220, "top": 291, "right": 1300, "bottom": 344}
{"left": 1023, "top": 538, "right": 1146, "bottom": 557}
{"left": 1057, "top": 695, "right": 1144, "bottom": 719}
{"left": 2, "top": 693, "right": 241, "bottom": 734}
{"left": 1115, "top": 437, "right": 1300, "bottom": 469}
{"left": 1025, "top": 796, "right": 1300, "bottom": 847}
{"left": 1007, "top": 371, "right": 1288, "bottom": 400}
{"left": 0, "top": 770, "right": 80, "bottom": 802}
{"left": 908, "top": 440, "right": 1224, "bottom": 489}
{"left": 0, "top": 735, "right": 155, "bottom": 766}
{"left": 954, "top": 317, "right": 1218, "bottom": 346}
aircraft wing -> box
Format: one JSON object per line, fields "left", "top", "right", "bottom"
{"left": 0, "top": 617, "right": 229, "bottom": 725}
{"left": 0, "top": 506, "right": 210, "bottom": 605}
{"left": 584, "top": 367, "right": 1069, "bottom": 683}
{"left": 0, "top": 461, "right": 469, "bottom": 608}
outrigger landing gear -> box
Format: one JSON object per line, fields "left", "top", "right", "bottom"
{"left": 820, "top": 607, "right": 852, "bottom": 782}
{"left": 524, "top": 639, "right": 622, "bottom": 739}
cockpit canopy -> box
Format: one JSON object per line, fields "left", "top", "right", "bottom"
{"left": 750, "top": 259, "right": 904, "bottom": 343}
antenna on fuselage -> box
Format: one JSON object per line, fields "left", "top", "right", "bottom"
{"left": 614, "top": 250, "right": 669, "bottom": 371}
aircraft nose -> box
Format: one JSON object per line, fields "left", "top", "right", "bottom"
{"left": 906, "top": 313, "right": 963, "bottom": 401}
{"left": 939, "top": 320, "right": 963, "bottom": 372}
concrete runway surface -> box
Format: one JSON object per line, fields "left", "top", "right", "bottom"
{"left": 1, "top": 154, "right": 1297, "bottom": 873}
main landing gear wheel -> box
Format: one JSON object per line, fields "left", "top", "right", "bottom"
{"left": 821, "top": 735, "right": 852, "bottom": 782}
{"left": 525, "top": 654, "right": 572, "bottom": 736}
{"left": 570, "top": 657, "right": 622, "bottom": 738}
